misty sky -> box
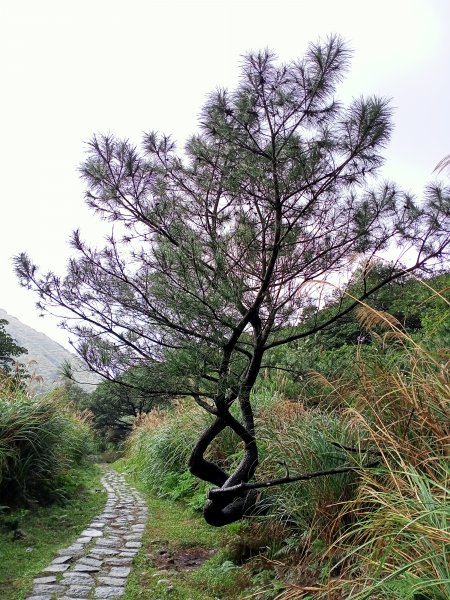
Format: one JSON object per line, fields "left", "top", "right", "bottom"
{"left": 1, "top": 0, "right": 449, "bottom": 350}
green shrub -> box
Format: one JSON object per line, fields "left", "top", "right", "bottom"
{"left": 255, "top": 403, "right": 362, "bottom": 544}
{"left": 304, "top": 304, "right": 450, "bottom": 600}
{"left": 0, "top": 376, "right": 96, "bottom": 506}
{"left": 124, "top": 402, "right": 211, "bottom": 508}
{"left": 123, "top": 384, "right": 362, "bottom": 548}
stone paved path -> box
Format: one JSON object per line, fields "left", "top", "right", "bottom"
{"left": 27, "top": 466, "right": 148, "bottom": 600}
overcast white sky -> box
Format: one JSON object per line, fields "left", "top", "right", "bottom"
{"left": 1, "top": 0, "right": 449, "bottom": 350}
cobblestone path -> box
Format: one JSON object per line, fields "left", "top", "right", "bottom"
{"left": 27, "top": 466, "right": 148, "bottom": 600}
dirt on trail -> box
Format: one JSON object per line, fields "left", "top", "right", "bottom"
{"left": 150, "top": 545, "right": 215, "bottom": 571}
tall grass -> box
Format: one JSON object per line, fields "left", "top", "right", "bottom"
{"left": 267, "top": 298, "right": 449, "bottom": 600}
{"left": 335, "top": 462, "right": 450, "bottom": 600}
{"left": 255, "top": 401, "right": 363, "bottom": 545}
{"left": 123, "top": 401, "right": 212, "bottom": 509}
{"left": 324, "top": 336, "right": 450, "bottom": 600}
{"left": 0, "top": 373, "right": 96, "bottom": 505}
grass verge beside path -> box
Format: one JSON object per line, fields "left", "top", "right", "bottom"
{"left": 116, "top": 464, "right": 253, "bottom": 600}
{"left": 0, "top": 464, "right": 106, "bottom": 600}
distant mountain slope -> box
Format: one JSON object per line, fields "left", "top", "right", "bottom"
{"left": 0, "top": 308, "right": 101, "bottom": 391}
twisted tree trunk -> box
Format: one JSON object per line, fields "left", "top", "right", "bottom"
{"left": 189, "top": 400, "right": 259, "bottom": 526}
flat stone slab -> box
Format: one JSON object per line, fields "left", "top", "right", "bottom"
{"left": 125, "top": 541, "right": 142, "bottom": 549}
{"left": 76, "top": 536, "right": 92, "bottom": 544}
{"left": 66, "top": 584, "right": 94, "bottom": 595}
{"left": 50, "top": 555, "right": 72, "bottom": 564}
{"left": 58, "top": 544, "right": 84, "bottom": 556}
{"left": 80, "top": 528, "right": 103, "bottom": 537}
{"left": 43, "top": 563, "right": 70, "bottom": 573}
{"left": 91, "top": 547, "right": 119, "bottom": 555}
{"left": 27, "top": 596, "right": 52, "bottom": 600}
{"left": 73, "top": 564, "right": 100, "bottom": 572}
{"left": 33, "top": 576, "right": 57, "bottom": 584}
{"left": 124, "top": 533, "right": 142, "bottom": 541}
{"left": 62, "top": 573, "right": 94, "bottom": 584}
{"left": 94, "top": 586, "right": 125, "bottom": 598}
{"left": 33, "top": 584, "right": 67, "bottom": 594}
{"left": 77, "top": 557, "right": 102, "bottom": 568}
{"left": 104, "top": 558, "right": 133, "bottom": 566}
{"left": 97, "top": 576, "right": 127, "bottom": 586}
{"left": 109, "top": 566, "right": 131, "bottom": 577}
{"left": 96, "top": 537, "right": 122, "bottom": 547}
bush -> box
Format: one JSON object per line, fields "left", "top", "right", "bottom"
{"left": 124, "top": 402, "right": 211, "bottom": 509}
{"left": 255, "top": 402, "right": 363, "bottom": 544}
{"left": 0, "top": 375, "right": 96, "bottom": 506}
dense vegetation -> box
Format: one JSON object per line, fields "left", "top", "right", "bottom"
{"left": 0, "top": 318, "right": 27, "bottom": 379}
{"left": 0, "top": 364, "right": 104, "bottom": 600}
{"left": 0, "top": 373, "right": 97, "bottom": 507}
{"left": 119, "top": 276, "right": 449, "bottom": 599}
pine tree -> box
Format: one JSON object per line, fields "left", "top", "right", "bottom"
{"left": 16, "top": 36, "right": 450, "bottom": 525}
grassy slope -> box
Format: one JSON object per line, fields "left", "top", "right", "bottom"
{"left": 118, "top": 467, "right": 253, "bottom": 600}
{"left": 0, "top": 464, "right": 106, "bottom": 600}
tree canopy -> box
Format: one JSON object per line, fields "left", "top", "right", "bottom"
{"left": 0, "top": 319, "right": 27, "bottom": 375}
{"left": 82, "top": 367, "right": 169, "bottom": 442}
{"left": 15, "top": 36, "right": 450, "bottom": 525}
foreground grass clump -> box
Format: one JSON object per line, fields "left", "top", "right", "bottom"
{"left": 0, "top": 464, "right": 105, "bottom": 600}
{"left": 0, "top": 374, "right": 97, "bottom": 506}
{"left": 272, "top": 305, "right": 449, "bottom": 600}
{"left": 335, "top": 461, "right": 450, "bottom": 600}
{"left": 322, "top": 338, "right": 450, "bottom": 600}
